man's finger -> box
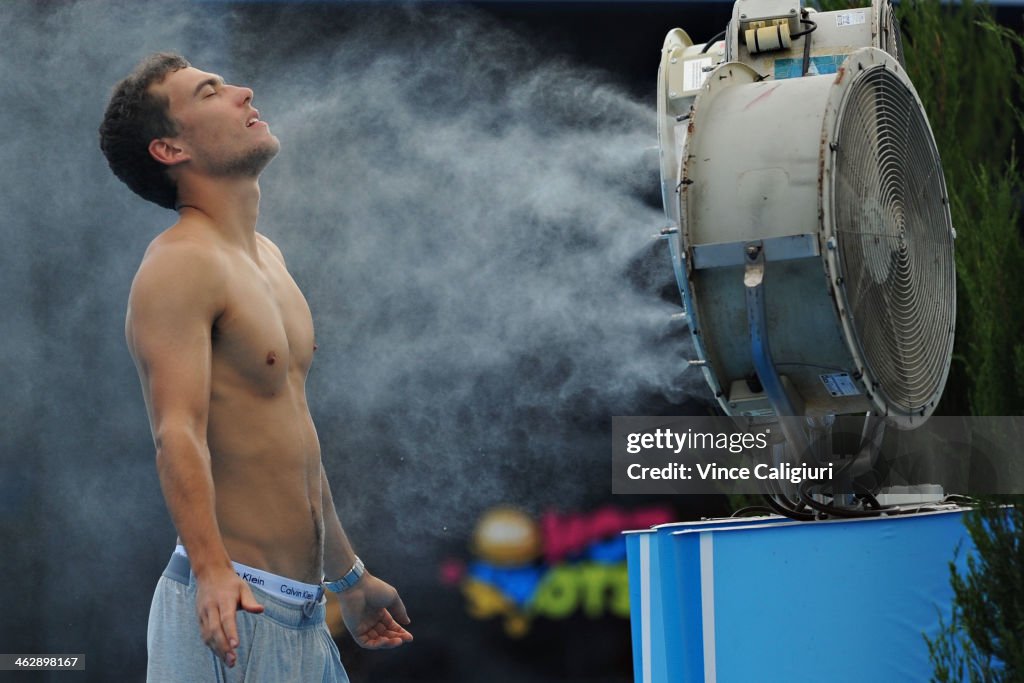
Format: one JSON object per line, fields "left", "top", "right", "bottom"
{"left": 239, "top": 584, "right": 265, "bottom": 614}
{"left": 388, "top": 594, "right": 411, "bottom": 625}
{"left": 360, "top": 633, "right": 402, "bottom": 650}
{"left": 202, "top": 605, "right": 233, "bottom": 664}
{"left": 375, "top": 612, "right": 413, "bottom": 641}
{"left": 361, "top": 614, "right": 412, "bottom": 649}
{"left": 218, "top": 602, "right": 239, "bottom": 666}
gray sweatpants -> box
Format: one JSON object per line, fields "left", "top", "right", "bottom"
{"left": 147, "top": 553, "right": 349, "bottom": 682}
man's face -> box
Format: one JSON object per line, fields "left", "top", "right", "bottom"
{"left": 152, "top": 66, "right": 280, "bottom": 178}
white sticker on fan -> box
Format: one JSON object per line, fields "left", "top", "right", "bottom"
{"left": 684, "top": 57, "right": 713, "bottom": 92}
{"left": 820, "top": 372, "right": 860, "bottom": 397}
{"left": 836, "top": 10, "right": 866, "bottom": 28}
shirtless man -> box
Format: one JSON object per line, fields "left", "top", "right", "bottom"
{"left": 99, "top": 53, "right": 411, "bottom": 681}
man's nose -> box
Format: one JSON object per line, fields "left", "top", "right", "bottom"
{"left": 233, "top": 85, "right": 254, "bottom": 105}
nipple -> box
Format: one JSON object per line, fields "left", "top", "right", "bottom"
{"left": 313, "top": 343, "right": 319, "bottom": 352}
{"left": 266, "top": 351, "right": 277, "bottom": 365}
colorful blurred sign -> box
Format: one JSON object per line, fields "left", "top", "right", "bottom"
{"left": 442, "top": 504, "right": 672, "bottom": 637}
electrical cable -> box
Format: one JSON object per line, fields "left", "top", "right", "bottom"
{"left": 791, "top": 17, "right": 817, "bottom": 39}
{"left": 755, "top": 413, "right": 898, "bottom": 520}
{"left": 797, "top": 415, "right": 893, "bottom": 518}
{"left": 799, "top": 482, "right": 883, "bottom": 518}
{"left": 763, "top": 492, "right": 817, "bottom": 520}
{"left": 700, "top": 30, "right": 727, "bottom": 54}
{"left": 853, "top": 481, "right": 882, "bottom": 510}
{"left": 730, "top": 505, "right": 777, "bottom": 517}
{"left": 792, "top": 447, "right": 892, "bottom": 518}
{"left": 761, "top": 471, "right": 818, "bottom": 520}
{"left": 793, "top": 12, "right": 817, "bottom": 76}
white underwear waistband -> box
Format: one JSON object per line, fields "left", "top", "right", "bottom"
{"left": 174, "top": 545, "right": 323, "bottom": 606}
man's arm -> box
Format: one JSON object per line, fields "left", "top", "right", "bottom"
{"left": 126, "top": 239, "right": 262, "bottom": 669}
{"left": 320, "top": 465, "right": 413, "bottom": 648}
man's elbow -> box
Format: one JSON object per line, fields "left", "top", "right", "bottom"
{"left": 153, "top": 423, "right": 206, "bottom": 464}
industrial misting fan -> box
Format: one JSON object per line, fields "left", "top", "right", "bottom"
{"left": 657, "top": 0, "right": 956, "bottom": 518}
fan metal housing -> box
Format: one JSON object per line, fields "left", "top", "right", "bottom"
{"left": 669, "top": 46, "right": 955, "bottom": 428}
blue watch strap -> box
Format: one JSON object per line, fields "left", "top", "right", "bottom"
{"left": 324, "top": 557, "right": 365, "bottom": 593}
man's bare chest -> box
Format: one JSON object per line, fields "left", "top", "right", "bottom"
{"left": 211, "top": 257, "right": 315, "bottom": 394}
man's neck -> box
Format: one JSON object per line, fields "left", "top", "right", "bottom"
{"left": 175, "top": 177, "right": 263, "bottom": 256}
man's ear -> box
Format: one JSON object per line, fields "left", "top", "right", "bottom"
{"left": 148, "top": 138, "right": 189, "bottom": 167}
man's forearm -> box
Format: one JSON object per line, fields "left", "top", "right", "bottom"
{"left": 320, "top": 465, "right": 359, "bottom": 580}
{"left": 155, "top": 428, "right": 232, "bottom": 576}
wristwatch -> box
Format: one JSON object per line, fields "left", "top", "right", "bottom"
{"left": 324, "top": 556, "right": 365, "bottom": 593}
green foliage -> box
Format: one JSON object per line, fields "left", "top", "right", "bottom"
{"left": 951, "top": 162, "right": 1024, "bottom": 415}
{"left": 926, "top": 500, "right": 1024, "bottom": 682}
{"left": 900, "top": 1, "right": 1021, "bottom": 172}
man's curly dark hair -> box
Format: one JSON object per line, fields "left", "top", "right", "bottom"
{"left": 99, "top": 53, "right": 190, "bottom": 210}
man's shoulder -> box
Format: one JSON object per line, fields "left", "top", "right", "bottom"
{"left": 144, "top": 221, "right": 219, "bottom": 256}
{"left": 130, "top": 226, "right": 228, "bottom": 306}
{"left": 138, "top": 224, "right": 225, "bottom": 275}
{"left": 255, "top": 231, "right": 286, "bottom": 266}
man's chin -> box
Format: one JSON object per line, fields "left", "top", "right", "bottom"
{"left": 214, "top": 141, "right": 281, "bottom": 178}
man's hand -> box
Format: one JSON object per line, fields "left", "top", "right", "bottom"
{"left": 338, "top": 574, "right": 413, "bottom": 649}
{"left": 194, "top": 567, "right": 265, "bottom": 668}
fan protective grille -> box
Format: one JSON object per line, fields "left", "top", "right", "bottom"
{"left": 880, "top": 1, "right": 906, "bottom": 68}
{"left": 832, "top": 65, "right": 954, "bottom": 413}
